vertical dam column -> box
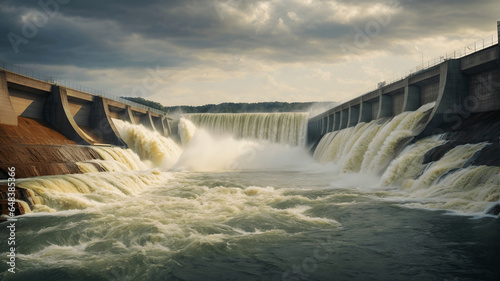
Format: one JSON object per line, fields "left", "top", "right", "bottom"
{"left": 497, "top": 21, "right": 500, "bottom": 45}
{"left": 378, "top": 90, "right": 393, "bottom": 119}
{"left": 348, "top": 104, "right": 360, "bottom": 127}
{"left": 359, "top": 100, "right": 373, "bottom": 123}
{"left": 89, "top": 96, "right": 126, "bottom": 146}
{"left": 124, "top": 106, "right": 136, "bottom": 124}
{"left": 403, "top": 77, "right": 421, "bottom": 112}
{"left": 0, "top": 70, "right": 17, "bottom": 126}
{"left": 421, "top": 59, "right": 468, "bottom": 136}
{"left": 140, "top": 111, "right": 156, "bottom": 131}
{"left": 44, "top": 85, "right": 95, "bottom": 145}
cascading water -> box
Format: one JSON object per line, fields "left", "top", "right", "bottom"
{"left": 178, "top": 117, "right": 197, "bottom": 146}
{"left": 182, "top": 112, "right": 308, "bottom": 146}
{"left": 113, "top": 119, "right": 182, "bottom": 168}
{"left": 10, "top": 121, "right": 183, "bottom": 214}
{"left": 312, "top": 103, "right": 499, "bottom": 215}
{"left": 17, "top": 170, "right": 172, "bottom": 212}
{"left": 379, "top": 135, "right": 447, "bottom": 187}
{"left": 314, "top": 103, "right": 434, "bottom": 174}
{"left": 2, "top": 110, "right": 499, "bottom": 281}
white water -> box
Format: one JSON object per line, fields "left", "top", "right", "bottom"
{"left": 183, "top": 113, "right": 308, "bottom": 146}
{"left": 5, "top": 111, "right": 500, "bottom": 281}
{"left": 174, "top": 128, "right": 315, "bottom": 172}
{"left": 12, "top": 108, "right": 500, "bottom": 216}
{"left": 312, "top": 103, "right": 500, "bottom": 215}
{"left": 401, "top": 165, "right": 500, "bottom": 213}
{"left": 314, "top": 103, "right": 434, "bottom": 174}
{"left": 17, "top": 170, "right": 172, "bottom": 212}
{"left": 113, "top": 119, "right": 182, "bottom": 169}
{"left": 380, "top": 135, "right": 447, "bottom": 187}
{"left": 178, "top": 117, "right": 197, "bottom": 146}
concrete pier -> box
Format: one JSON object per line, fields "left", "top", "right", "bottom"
{"left": 0, "top": 69, "right": 173, "bottom": 146}
{"left": 308, "top": 40, "right": 500, "bottom": 148}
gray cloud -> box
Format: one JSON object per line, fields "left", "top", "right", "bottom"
{"left": 0, "top": 0, "right": 499, "bottom": 102}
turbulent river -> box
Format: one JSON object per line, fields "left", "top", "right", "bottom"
{"left": 1, "top": 111, "right": 499, "bottom": 281}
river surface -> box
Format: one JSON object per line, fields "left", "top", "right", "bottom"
{"left": 1, "top": 112, "right": 499, "bottom": 280}
{"left": 2, "top": 168, "right": 500, "bottom": 280}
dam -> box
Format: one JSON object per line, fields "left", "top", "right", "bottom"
{"left": 307, "top": 32, "right": 500, "bottom": 148}
{"left": 1, "top": 26, "right": 500, "bottom": 281}
{"left": 0, "top": 66, "right": 177, "bottom": 178}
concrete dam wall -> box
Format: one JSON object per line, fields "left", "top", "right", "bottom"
{"left": 0, "top": 69, "right": 177, "bottom": 179}
{"left": 307, "top": 43, "right": 500, "bottom": 157}
{"left": 1, "top": 26, "right": 500, "bottom": 218}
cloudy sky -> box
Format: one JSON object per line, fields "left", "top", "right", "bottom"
{"left": 1, "top": 0, "right": 499, "bottom": 106}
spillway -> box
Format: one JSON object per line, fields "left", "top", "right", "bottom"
{"left": 182, "top": 113, "right": 308, "bottom": 146}
{"left": 2, "top": 111, "right": 499, "bottom": 281}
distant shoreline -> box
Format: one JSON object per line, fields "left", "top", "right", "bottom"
{"left": 122, "top": 97, "right": 336, "bottom": 114}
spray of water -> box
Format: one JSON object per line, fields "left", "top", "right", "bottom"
{"left": 113, "top": 119, "right": 182, "bottom": 169}
{"left": 13, "top": 107, "right": 499, "bottom": 216}
{"left": 183, "top": 113, "right": 308, "bottom": 146}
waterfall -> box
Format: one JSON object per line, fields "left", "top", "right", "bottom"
{"left": 17, "top": 170, "right": 172, "bottom": 212}
{"left": 404, "top": 143, "right": 490, "bottom": 192}
{"left": 91, "top": 147, "right": 147, "bottom": 171}
{"left": 113, "top": 119, "right": 182, "bottom": 169}
{"left": 314, "top": 103, "right": 434, "bottom": 174}
{"left": 182, "top": 113, "right": 308, "bottom": 146}
{"left": 312, "top": 102, "right": 500, "bottom": 214}
{"left": 401, "top": 165, "right": 500, "bottom": 213}
{"left": 7, "top": 108, "right": 498, "bottom": 216}
{"left": 12, "top": 120, "right": 182, "bottom": 213}
{"left": 178, "top": 117, "right": 197, "bottom": 146}
{"left": 380, "top": 135, "right": 447, "bottom": 187}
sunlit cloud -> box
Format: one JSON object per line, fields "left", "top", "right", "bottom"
{"left": 0, "top": 0, "right": 499, "bottom": 106}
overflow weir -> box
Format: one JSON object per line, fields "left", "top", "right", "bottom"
{"left": 0, "top": 67, "right": 180, "bottom": 215}
{"left": 0, "top": 67, "right": 177, "bottom": 172}
{"left": 2, "top": 23, "right": 500, "bottom": 217}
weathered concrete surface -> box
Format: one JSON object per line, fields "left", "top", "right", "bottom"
{"left": 0, "top": 69, "right": 176, "bottom": 145}
{"left": 0, "top": 71, "right": 17, "bottom": 126}
{"left": 5, "top": 71, "right": 51, "bottom": 93}
{"left": 44, "top": 86, "right": 95, "bottom": 145}
{"left": 0, "top": 145, "right": 102, "bottom": 178}
{"left": 0, "top": 116, "right": 105, "bottom": 179}
{"left": 89, "top": 96, "right": 126, "bottom": 146}
{"left": 0, "top": 117, "right": 75, "bottom": 146}
{"left": 140, "top": 111, "right": 156, "bottom": 131}
{"left": 307, "top": 44, "right": 500, "bottom": 148}
{"left": 422, "top": 110, "right": 500, "bottom": 167}
{"left": 468, "top": 69, "right": 500, "bottom": 112}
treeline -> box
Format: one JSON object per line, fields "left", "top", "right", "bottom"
{"left": 123, "top": 97, "right": 333, "bottom": 114}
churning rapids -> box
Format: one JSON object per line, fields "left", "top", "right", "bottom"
{"left": 1, "top": 110, "right": 499, "bottom": 281}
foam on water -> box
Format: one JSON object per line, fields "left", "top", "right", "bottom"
{"left": 3, "top": 108, "right": 500, "bottom": 280}
{"left": 10, "top": 107, "right": 500, "bottom": 220}
{"left": 174, "top": 128, "right": 316, "bottom": 172}
{"left": 113, "top": 119, "right": 182, "bottom": 168}
{"left": 17, "top": 170, "right": 172, "bottom": 212}
{"left": 312, "top": 103, "right": 500, "bottom": 215}
{"left": 183, "top": 112, "right": 308, "bottom": 146}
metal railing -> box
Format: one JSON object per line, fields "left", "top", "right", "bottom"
{"left": 357, "top": 34, "right": 499, "bottom": 96}
{"left": 0, "top": 60, "right": 168, "bottom": 116}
